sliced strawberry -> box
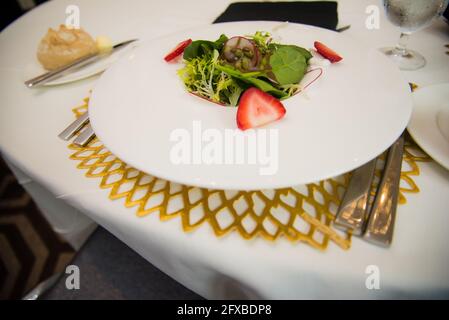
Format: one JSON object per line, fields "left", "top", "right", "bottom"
{"left": 164, "top": 39, "right": 192, "bottom": 62}
{"left": 314, "top": 41, "right": 343, "bottom": 63}
{"left": 237, "top": 88, "right": 286, "bottom": 130}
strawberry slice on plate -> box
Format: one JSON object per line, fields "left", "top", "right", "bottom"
{"left": 314, "top": 41, "right": 343, "bottom": 63}
{"left": 164, "top": 39, "right": 192, "bottom": 62}
{"left": 237, "top": 88, "right": 286, "bottom": 130}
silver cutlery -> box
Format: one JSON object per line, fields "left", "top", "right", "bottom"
{"left": 334, "top": 158, "right": 377, "bottom": 235}
{"left": 58, "top": 112, "right": 89, "bottom": 141}
{"left": 363, "top": 135, "right": 404, "bottom": 247}
{"left": 58, "top": 112, "right": 95, "bottom": 147}
{"left": 25, "top": 39, "right": 137, "bottom": 88}
{"left": 335, "top": 135, "right": 405, "bottom": 247}
{"left": 73, "top": 124, "right": 95, "bottom": 146}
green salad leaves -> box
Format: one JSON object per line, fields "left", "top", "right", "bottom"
{"left": 178, "top": 31, "right": 311, "bottom": 106}
{"left": 183, "top": 34, "right": 228, "bottom": 61}
{"left": 269, "top": 46, "right": 308, "bottom": 85}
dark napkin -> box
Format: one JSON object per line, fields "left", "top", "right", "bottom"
{"left": 214, "top": 1, "right": 338, "bottom": 30}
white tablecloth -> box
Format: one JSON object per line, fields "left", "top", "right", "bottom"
{"left": 1, "top": 0, "right": 449, "bottom": 299}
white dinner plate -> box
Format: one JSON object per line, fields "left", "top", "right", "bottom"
{"left": 23, "top": 41, "right": 137, "bottom": 86}
{"left": 408, "top": 83, "right": 449, "bottom": 170}
{"left": 89, "top": 21, "right": 412, "bottom": 190}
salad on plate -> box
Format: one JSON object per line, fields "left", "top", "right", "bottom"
{"left": 164, "top": 31, "right": 342, "bottom": 130}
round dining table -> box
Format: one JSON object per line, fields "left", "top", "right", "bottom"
{"left": 1, "top": 0, "right": 449, "bottom": 299}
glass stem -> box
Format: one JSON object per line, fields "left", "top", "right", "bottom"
{"left": 394, "top": 33, "right": 410, "bottom": 57}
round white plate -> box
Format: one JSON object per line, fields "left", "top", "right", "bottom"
{"left": 89, "top": 21, "right": 412, "bottom": 190}
{"left": 408, "top": 83, "right": 449, "bottom": 170}
{"left": 23, "top": 42, "right": 137, "bottom": 86}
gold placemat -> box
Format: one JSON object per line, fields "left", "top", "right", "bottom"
{"left": 68, "top": 98, "right": 431, "bottom": 251}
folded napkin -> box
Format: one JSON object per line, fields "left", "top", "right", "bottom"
{"left": 213, "top": 1, "right": 339, "bottom": 30}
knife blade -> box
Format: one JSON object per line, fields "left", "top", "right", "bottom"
{"left": 25, "top": 39, "right": 137, "bottom": 88}
{"left": 334, "top": 157, "right": 377, "bottom": 235}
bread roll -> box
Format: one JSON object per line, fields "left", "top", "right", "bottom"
{"left": 37, "top": 25, "right": 98, "bottom": 70}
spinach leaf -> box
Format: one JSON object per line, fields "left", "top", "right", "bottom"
{"left": 216, "top": 64, "right": 288, "bottom": 98}
{"left": 269, "top": 43, "right": 312, "bottom": 61}
{"left": 269, "top": 46, "right": 307, "bottom": 85}
{"left": 183, "top": 34, "right": 228, "bottom": 60}
{"left": 183, "top": 40, "right": 215, "bottom": 60}
{"left": 214, "top": 34, "right": 228, "bottom": 49}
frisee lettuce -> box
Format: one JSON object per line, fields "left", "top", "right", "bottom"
{"left": 248, "top": 31, "right": 271, "bottom": 54}
{"left": 178, "top": 49, "right": 243, "bottom": 106}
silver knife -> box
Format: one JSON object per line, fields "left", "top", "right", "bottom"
{"left": 334, "top": 157, "right": 377, "bottom": 235}
{"left": 25, "top": 39, "right": 137, "bottom": 88}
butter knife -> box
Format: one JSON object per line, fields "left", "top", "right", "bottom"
{"left": 25, "top": 39, "right": 137, "bottom": 88}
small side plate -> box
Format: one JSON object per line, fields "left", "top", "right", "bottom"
{"left": 408, "top": 83, "right": 449, "bottom": 170}
{"left": 23, "top": 42, "right": 136, "bottom": 86}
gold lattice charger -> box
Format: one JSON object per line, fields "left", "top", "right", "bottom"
{"left": 68, "top": 98, "right": 431, "bottom": 251}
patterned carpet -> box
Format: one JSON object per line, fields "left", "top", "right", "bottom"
{"left": 0, "top": 157, "right": 76, "bottom": 299}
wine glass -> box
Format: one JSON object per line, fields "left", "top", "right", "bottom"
{"left": 381, "top": 0, "right": 449, "bottom": 70}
